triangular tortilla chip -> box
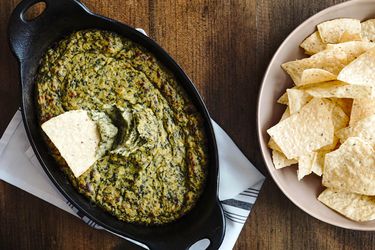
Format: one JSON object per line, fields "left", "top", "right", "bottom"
{"left": 323, "top": 137, "right": 375, "bottom": 195}
{"left": 300, "top": 31, "right": 327, "bottom": 55}
{"left": 304, "top": 81, "right": 374, "bottom": 99}
{"left": 318, "top": 188, "right": 375, "bottom": 222}
{"left": 337, "top": 47, "right": 375, "bottom": 86}
{"left": 42, "top": 110, "right": 100, "bottom": 177}
{"left": 300, "top": 68, "right": 336, "bottom": 85}
{"left": 317, "top": 18, "right": 361, "bottom": 43}
{"left": 267, "top": 98, "right": 334, "bottom": 159}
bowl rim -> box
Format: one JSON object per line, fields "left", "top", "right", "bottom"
{"left": 257, "top": 0, "right": 375, "bottom": 231}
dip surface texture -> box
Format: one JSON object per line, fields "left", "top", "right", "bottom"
{"left": 36, "top": 30, "right": 208, "bottom": 224}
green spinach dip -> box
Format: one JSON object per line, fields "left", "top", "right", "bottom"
{"left": 36, "top": 30, "right": 208, "bottom": 225}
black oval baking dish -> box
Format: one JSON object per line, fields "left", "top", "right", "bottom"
{"left": 8, "top": 0, "right": 225, "bottom": 249}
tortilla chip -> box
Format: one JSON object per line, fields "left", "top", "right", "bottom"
{"left": 349, "top": 98, "right": 375, "bottom": 126}
{"left": 282, "top": 48, "right": 347, "bottom": 86}
{"left": 283, "top": 40, "right": 374, "bottom": 86}
{"left": 318, "top": 188, "right": 375, "bottom": 222}
{"left": 300, "top": 31, "right": 327, "bottom": 55}
{"left": 326, "top": 99, "right": 350, "bottom": 131}
{"left": 329, "top": 98, "right": 353, "bottom": 116}
{"left": 336, "top": 114, "right": 375, "bottom": 147}
{"left": 280, "top": 107, "right": 291, "bottom": 121}
{"left": 272, "top": 150, "right": 297, "bottom": 169}
{"left": 337, "top": 47, "right": 375, "bottom": 86}
{"left": 268, "top": 108, "right": 291, "bottom": 152}
{"left": 42, "top": 110, "right": 99, "bottom": 177}
{"left": 317, "top": 18, "right": 361, "bottom": 44}
{"left": 325, "top": 41, "right": 375, "bottom": 62}
{"left": 297, "top": 152, "right": 316, "bottom": 180}
{"left": 268, "top": 138, "right": 281, "bottom": 152}
{"left": 287, "top": 89, "right": 312, "bottom": 114}
{"left": 304, "top": 81, "right": 374, "bottom": 99}
{"left": 267, "top": 98, "right": 334, "bottom": 159}
{"left": 300, "top": 68, "right": 336, "bottom": 85}
{"left": 311, "top": 150, "right": 326, "bottom": 176}
{"left": 277, "top": 92, "right": 288, "bottom": 105}
{"left": 317, "top": 99, "right": 348, "bottom": 151}
{"left": 361, "top": 19, "right": 375, "bottom": 42}
{"left": 323, "top": 137, "right": 375, "bottom": 195}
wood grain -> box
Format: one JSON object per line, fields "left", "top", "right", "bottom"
{"left": 1, "top": 0, "right": 375, "bottom": 249}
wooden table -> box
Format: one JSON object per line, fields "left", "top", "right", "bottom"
{"left": 1, "top": 0, "right": 374, "bottom": 249}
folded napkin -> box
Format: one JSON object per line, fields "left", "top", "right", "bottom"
{"left": 0, "top": 109, "right": 264, "bottom": 249}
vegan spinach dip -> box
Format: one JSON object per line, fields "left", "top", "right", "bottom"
{"left": 36, "top": 30, "right": 208, "bottom": 225}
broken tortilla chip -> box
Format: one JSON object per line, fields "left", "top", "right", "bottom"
{"left": 272, "top": 150, "right": 297, "bottom": 169}
{"left": 318, "top": 188, "right": 375, "bottom": 222}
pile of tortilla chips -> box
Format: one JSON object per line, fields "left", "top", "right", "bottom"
{"left": 267, "top": 18, "right": 375, "bottom": 222}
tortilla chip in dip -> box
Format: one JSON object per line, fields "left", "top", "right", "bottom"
{"left": 41, "top": 110, "right": 100, "bottom": 177}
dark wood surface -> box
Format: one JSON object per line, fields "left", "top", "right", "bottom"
{"left": 1, "top": 0, "right": 375, "bottom": 249}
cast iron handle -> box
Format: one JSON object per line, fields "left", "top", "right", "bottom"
{"left": 147, "top": 200, "right": 225, "bottom": 250}
{"left": 8, "top": 0, "right": 90, "bottom": 61}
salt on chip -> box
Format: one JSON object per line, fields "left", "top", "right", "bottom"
{"left": 42, "top": 110, "right": 100, "bottom": 177}
{"left": 361, "top": 19, "right": 375, "bottom": 42}
{"left": 349, "top": 98, "right": 375, "bottom": 126}
{"left": 336, "top": 114, "right": 375, "bottom": 147}
{"left": 300, "top": 31, "right": 327, "bottom": 55}
{"left": 272, "top": 150, "right": 297, "bottom": 169}
{"left": 317, "top": 18, "right": 361, "bottom": 44}
{"left": 323, "top": 137, "right": 375, "bottom": 196}
{"left": 337, "top": 47, "right": 375, "bottom": 86}
{"left": 267, "top": 98, "right": 334, "bottom": 159}
{"left": 300, "top": 68, "right": 336, "bottom": 85}
{"left": 318, "top": 188, "right": 375, "bottom": 222}
{"left": 297, "top": 152, "right": 316, "bottom": 180}
{"left": 304, "top": 81, "right": 374, "bottom": 99}
{"left": 287, "top": 89, "right": 312, "bottom": 114}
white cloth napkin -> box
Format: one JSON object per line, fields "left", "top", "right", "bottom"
{"left": 0, "top": 110, "right": 264, "bottom": 249}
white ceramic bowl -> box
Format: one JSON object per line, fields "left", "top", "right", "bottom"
{"left": 257, "top": 0, "right": 375, "bottom": 230}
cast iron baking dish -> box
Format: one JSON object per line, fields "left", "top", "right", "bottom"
{"left": 8, "top": 0, "right": 225, "bottom": 249}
